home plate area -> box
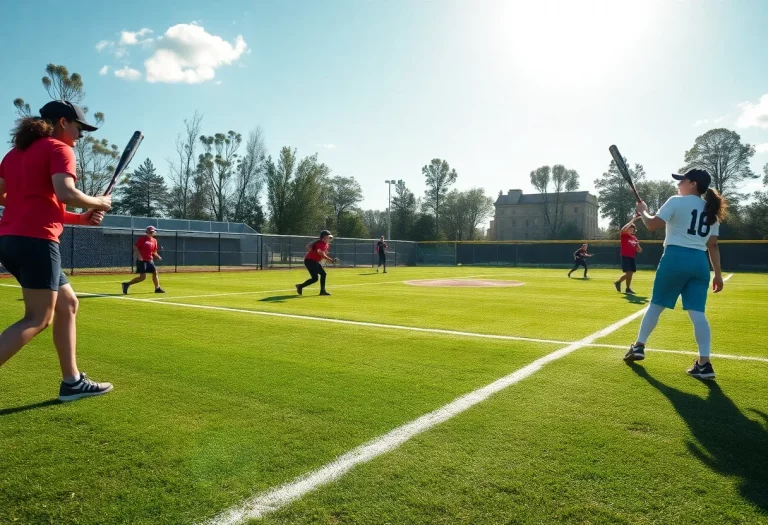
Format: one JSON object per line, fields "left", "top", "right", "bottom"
{"left": 405, "top": 279, "right": 525, "bottom": 287}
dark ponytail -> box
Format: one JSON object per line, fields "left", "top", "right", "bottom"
{"left": 12, "top": 117, "right": 54, "bottom": 151}
{"left": 703, "top": 188, "right": 726, "bottom": 225}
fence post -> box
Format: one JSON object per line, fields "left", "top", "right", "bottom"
{"left": 218, "top": 233, "right": 222, "bottom": 272}
{"left": 174, "top": 231, "right": 178, "bottom": 273}
{"left": 130, "top": 230, "right": 135, "bottom": 273}
{"left": 454, "top": 241, "right": 458, "bottom": 266}
{"left": 69, "top": 227, "right": 75, "bottom": 275}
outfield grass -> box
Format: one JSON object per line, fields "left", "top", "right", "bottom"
{"left": 1, "top": 267, "right": 766, "bottom": 524}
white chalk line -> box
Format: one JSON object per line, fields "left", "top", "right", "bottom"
{"left": 76, "top": 274, "right": 491, "bottom": 302}
{"left": 202, "top": 305, "right": 651, "bottom": 525}
{"left": 6, "top": 279, "right": 765, "bottom": 363}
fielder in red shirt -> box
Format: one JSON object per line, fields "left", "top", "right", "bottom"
{"left": 122, "top": 226, "right": 165, "bottom": 294}
{"left": 614, "top": 216, "right": 643, "bottom": 294}
{"left": 296, "top": 230, "right": 337, "bottom": 296}
{"left": 0, "top": 101, "right": 113, "bottom": 402}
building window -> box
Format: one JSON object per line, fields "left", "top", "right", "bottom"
{"left": 574, "top": 207, "right": 579, "bottom": 213}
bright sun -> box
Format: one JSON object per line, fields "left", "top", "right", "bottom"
{"left": 495, "top": 0, "right": 661, "bottom": 92}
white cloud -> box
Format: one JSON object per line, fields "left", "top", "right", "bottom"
{"left": 713, "top": 114, "right": 728, "bottom": 124}
{"left": 737, "top": 94, "right": 768, "bottom": 129}
{"left": 114, "top": 66, "right": 142, "bottom": 81}
{"left": 692, "top": 119, "right": 708, "bottom": 127}
{"left": 96, "top": 40, "right": 112, "bottom": 52}
{"left": 316, "top": 143, "right": 337, "bottom": 149}
{"left": 99, "top": 66, "right": 109, "bottom": 76}
{"left": 120, "top": 28, "right": 153, "bottom": 46}
{"left": 144, "top": 23, "right": 247, "bottom": 84}
{"left": 756, "top": 143, "right": 768, "bottom": 154}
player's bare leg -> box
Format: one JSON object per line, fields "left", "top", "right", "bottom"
{"left": 0, "top": 289, "right": 56, "bottom": 367}
{"left": 52, "top": 284, "right": 79, "bottom": 381}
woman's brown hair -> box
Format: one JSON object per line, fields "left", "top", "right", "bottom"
{"left": 12, "top": 117, "right": 54, "bottom": 151}
{"left": 703, "top": 187, "right": 727, "bottom": 225}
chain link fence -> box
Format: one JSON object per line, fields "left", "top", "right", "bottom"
{"left": 416, "top": 240, "right": 768, "bottom": 272}
{"left": 2, "top": 229, "right": 765, "bottom": 276}
{"left": 0, "top": 227, "right": 418, "bottom": 275}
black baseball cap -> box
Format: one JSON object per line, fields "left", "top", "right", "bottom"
{"left": 39, "top": 100, "right": 99, "bottom": 132}
{"left": 672, "top": 168, "right": 711, "bottom": 190}
{"left": 320, "top": 230, "right": 332, "bottom": 237}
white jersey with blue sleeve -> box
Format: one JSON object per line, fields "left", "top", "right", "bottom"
{"left": 655, "top": 195, "right": 720, "bottom": 251}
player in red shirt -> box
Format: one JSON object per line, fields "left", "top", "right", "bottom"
{"left": 614, "top": 216, "right": 643, "bottom": 294}
{"left": 296, "top": 230, "right": 337, "bottom": 296}
{"left": 122, "top": 226, "right": 165, "bottom": 294}
{"left": 0, "top": 101, "right": 113, "bottom": 401}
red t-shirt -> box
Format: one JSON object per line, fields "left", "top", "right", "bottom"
{"left": 0, "top": 138, "right": 77, "bottom": 242}
{"left": 135, "top": 235, "right": 158, "bottom": 261}
{"left": 0, "top": 148, "right": 24, "bottom": 230}
{"left": 620, "top": 231, "right": 639, "bottom": 258}
{"left": 305, "top": 240, "right": 329, "bottom": 262}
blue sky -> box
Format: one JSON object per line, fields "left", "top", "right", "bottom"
{"left": 2, "top": 0, "right": 768, "bottom": 228}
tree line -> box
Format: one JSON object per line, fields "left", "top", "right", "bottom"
{"left": 11, "top": 64, "right": 768, "bottom": 241}
{"left": 10, "top": 64, "right": 496, "bottom": 241}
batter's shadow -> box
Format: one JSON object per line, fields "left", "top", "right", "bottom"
{"left": 628, "top": 363, "right": 768, "bottom": 511}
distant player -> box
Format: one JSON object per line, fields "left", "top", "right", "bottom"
{"left": 0, "top": 101, "right": 113, "bottom": 401}
{"left": 296, "top": 230, "right": 336, "bottom": 296}
{"left": 614, "top": 216, "right": 643, "bottom": 294}
{"left": 376, "top": 236, "right": 388, "bottom": 273}
{"left": 567, "top": 243, "right": 592, "bottom": 278}
{"left": 122, "top": 226, "right": 165, "bottom": 294}
{"left": 624, "top": 169, "right": 725, "bottom": 380}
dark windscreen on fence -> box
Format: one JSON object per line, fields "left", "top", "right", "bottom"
{"left": 2, "top": 228, "right": 763, "bottom": 276}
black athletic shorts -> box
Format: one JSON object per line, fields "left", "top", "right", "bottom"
{"left": 136, "top": 260, "right": 157, "bottom": 274}
{"left": 621, "top": 256, "right": 637, "bottom": 273}
{"left": 573, "top": 259, "right": 587, "bottom": 268}
{"left": 378, "top": 252, "right": 386, "bottom": 262}
{"left": 0, "top": 235, "right": 69, "bottom": 291}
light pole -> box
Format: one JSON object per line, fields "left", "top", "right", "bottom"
{"left": 384, "top": 179, "right": 402, "bottom": 240}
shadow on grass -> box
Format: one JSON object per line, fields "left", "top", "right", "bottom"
{"left": 622, "top": 293, "right": 649, "bottom": 305}
{"left": 629, "top": 363, "right": 768, "bottom": 511}
{"left": 0, "top": 399, "right": 60, "bottom": 417}
{"left": 77, "top": 292, "right": 155, "bottom": 299}
{"left": 259, "top": 295, "right": 302, "bottom": 303}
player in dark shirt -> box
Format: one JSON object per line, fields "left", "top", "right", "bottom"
{"left": 568, "top": 243, "right": 592, "bottom": 278}
{"left": 376, "top": 236, "right": 388, "bottom": 273}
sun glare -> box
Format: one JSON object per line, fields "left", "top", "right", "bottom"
{"left": 496, "top": 0, "right": 660, "bottom": 91}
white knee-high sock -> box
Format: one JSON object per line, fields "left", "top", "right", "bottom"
{"left": 637, "top": 303, "right": 665, "bottom": 344}
{"left": 687, "top": 310, "right": 711, "bottom": 358}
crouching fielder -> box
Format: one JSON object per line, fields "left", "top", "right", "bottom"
{"left": 624, "top": 169, "right": 726, "bottom": 379}
{"left": 296, "top": 230, "right": 337, "bottom": 296}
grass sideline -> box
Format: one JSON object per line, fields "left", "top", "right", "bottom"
{"left": 1, "top": 267, "right": 766, "bottom": 524}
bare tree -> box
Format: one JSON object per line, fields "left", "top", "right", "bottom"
{"left": 168, "top": 112, "right": 203, "bottom": 219}
{"left": 231, "top": 128, "right": 266, "bottom": 223}
{"left": 199, "top": 131, "right": 242, "bottom": 221}
{"left": 530, "top": 164, "right": 580, "bottom": 238}
{"left": 14, "top": 64, "right": 89, "bottom": 117}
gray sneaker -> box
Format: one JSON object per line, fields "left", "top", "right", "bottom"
{"left": 58, "top": 373, "right": 114, "bottom": 402}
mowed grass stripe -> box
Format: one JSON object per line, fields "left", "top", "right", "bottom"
{"left": 260, "top": 347, "right": 768, "bottom": 525}
{"left": 0, "top": 285, "right": 558, "bottom": 525}
{"left": 204, "top": 304, "right": 650, "bottom": 524}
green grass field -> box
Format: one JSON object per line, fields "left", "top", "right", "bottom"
{"left": 1, "top": 267, "right": 766, "bottom": 524}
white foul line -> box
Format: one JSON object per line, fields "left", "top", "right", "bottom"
{"left": 202, "top": 305, "right": 651, "bottom": 525}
